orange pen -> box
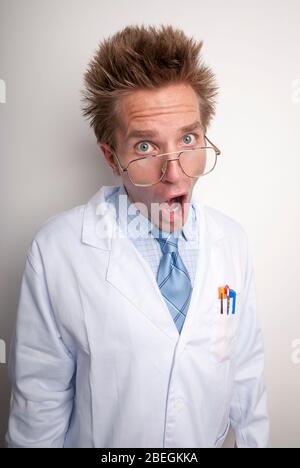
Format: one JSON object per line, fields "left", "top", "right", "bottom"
{"left": 218, "top": 287, "right": 225, "bottom": 314}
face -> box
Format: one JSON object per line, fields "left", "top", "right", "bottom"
{"left": 101, "top": 83, "right": 205, "bottom": 232}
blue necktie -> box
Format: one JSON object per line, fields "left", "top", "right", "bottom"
{"left": 155, "top": 232, "right": 192, "bottom": 333}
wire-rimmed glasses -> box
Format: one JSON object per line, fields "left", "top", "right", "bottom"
{"left": 112, "top": 135, "right": 221, "bottom": 187}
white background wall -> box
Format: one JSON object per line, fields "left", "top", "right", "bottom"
{"left": 0, "top": 0, "right": 299, "bottom": 448}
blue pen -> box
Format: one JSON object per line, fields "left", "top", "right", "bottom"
{"left": 229, "top": 289, "right": 236, "bottom": 314}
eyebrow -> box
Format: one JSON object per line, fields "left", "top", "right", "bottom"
{"left": 125, "top": 121, "right": 203, "bottom": 142}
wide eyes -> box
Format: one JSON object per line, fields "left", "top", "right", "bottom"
{"left": 182, "top": 134, "right": 193, "bottom": 144}
{"left": 137, "top": 142, "right": 151, "bottom": 152}
{"left": 135, "top": 133, "right": 197, "bottom": 154}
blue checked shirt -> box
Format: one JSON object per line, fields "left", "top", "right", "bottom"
{"left": 106, "top": 185, "right": 199, "bottom": 286}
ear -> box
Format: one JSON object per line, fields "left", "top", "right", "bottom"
{"left": 100, "top": 143, "right": 120, "bottom": 176}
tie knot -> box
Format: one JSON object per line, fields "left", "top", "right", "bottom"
{"left": 156, "top": 232, "right": 179, "bottom": 255}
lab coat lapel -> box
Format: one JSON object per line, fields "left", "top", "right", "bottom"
{"left": 81, "top": 185, "right": 178, "bottom": 341}
{"left": 106, "top": 234, "right": 179, "bottom": 342}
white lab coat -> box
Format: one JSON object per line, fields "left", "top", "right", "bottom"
{"left": 6, "top": 185, "right": 269, "bottom": 448}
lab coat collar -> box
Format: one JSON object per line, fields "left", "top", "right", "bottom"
{"left": 81, "top": 185, "right": 119, "bottom": 251}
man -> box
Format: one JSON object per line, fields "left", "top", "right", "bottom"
{"left": 6, "top": 25, "right": 269, "bottom": 448}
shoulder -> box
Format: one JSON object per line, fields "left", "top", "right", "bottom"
{"left": 199, "top": 205, "right": 250, "bottom": 254}
{"left": 25, "top": 204, "right": 85, "bottom": 273}
{"left": 31, "top": 185, "right": 119, "bottom": 246}
{"left": 26, "top": 185, "right": 120, "bottom": 269}
{"left": 33, "top": 203, "right": 85, "bottom": 247}
{"left": 203, "top": 205, "right": 247, "bottom": 238}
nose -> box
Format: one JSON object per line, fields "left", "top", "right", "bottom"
{"left": 162, "top": 156, "right": 184, "bottom": 183}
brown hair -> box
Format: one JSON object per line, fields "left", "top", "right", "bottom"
{"left": 82, "top": 24, "right": 218, "bottom": 149}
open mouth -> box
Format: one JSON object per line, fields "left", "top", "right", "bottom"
{"left": 167, "top": 195, "right": 182, "bottom": 204}
{"left": 161, "top": 193, "right": 187, "bottom": 212}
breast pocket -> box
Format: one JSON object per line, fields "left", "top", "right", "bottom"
{"left": 210, "top": 292, "right": 241, "bottom": 363}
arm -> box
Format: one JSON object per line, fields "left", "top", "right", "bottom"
{"left": 229, "top": 235, "right": 270, "bottom": 448}
{"left": 6, "top": 241, "right": 75, "bottom": 448}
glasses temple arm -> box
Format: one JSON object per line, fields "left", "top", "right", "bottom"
{"left": 111, "top": 150, "right": 127, "bottom": 172}
{"left": 205, "top": 135, "right": 221, "bottom": 155}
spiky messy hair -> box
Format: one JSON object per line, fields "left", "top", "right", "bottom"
{"left": 82, "top": 24, "right": 218, "bottom": 149}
